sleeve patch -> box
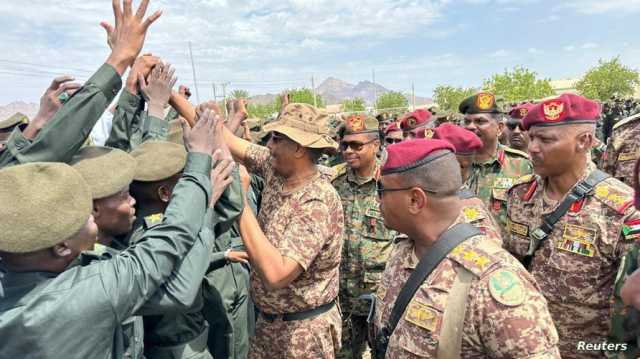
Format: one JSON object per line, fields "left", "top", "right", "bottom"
{"left": 488, "top": 269, "right": 526, "bottom": 307}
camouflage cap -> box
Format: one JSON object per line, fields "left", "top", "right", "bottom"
{"left": 0, "top": 112, "right": 29, "bottom": 130}
{"left": 70, "top": 146, "right": 136, "bottom": 199}
{"left": 0, "top": 162, "right": 92, "bottom": 253}
{"left": 263, "top": 103, "right": 337, "bottom": 149}
{"left": 459, "top": 92, "right": 502, "bottom": 115}
{"left": 130, "top": 141, "right": 187, "bottom": 182}
{"left": 340, "top": 114, "right": 379, "bottom": 137}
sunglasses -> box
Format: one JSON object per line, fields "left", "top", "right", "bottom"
{"left": 506, "top": 120, "right": 525, "bottom": 131}
{"left": 385, "top": 138, "right": 403, "bottom": 145}
{"left": 339, "top": 138, "right": 377, "bottom": 152}
{"left": 375, "top": 180, "right": 437, "bottom": 198}
{"left": 269, "top": 132, "right": 290, "bottom": 143}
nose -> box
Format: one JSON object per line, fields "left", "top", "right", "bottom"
{"left": 129, "top": 194, "right": 136, "bottom": 207}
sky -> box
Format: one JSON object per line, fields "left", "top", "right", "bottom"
{"left": 0, "top": 0, "right": 638, "bottom": 104}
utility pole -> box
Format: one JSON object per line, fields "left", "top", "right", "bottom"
{"left": 412, "top": 82, "right": 416, "bottom": 110}
{"left": 311, "top": 76, "right": 317, "bottom": 107}
{"left": 372, "top": 69, "right": 377, "bottom": 115}
{"left": 188, "top": 42, "right": 200, "bottom": 103}
{"left": 221, "top": 82, "right": 229, "bottom": 117}
{"left": 212, "top": 83, "right": 217, "bottom": 101}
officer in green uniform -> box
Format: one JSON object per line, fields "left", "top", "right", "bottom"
{"left": 332, "top": 114, "right": 398, "bottom": 358}
{"left": 460, "top": 92, "right": 533, "bottom": 235}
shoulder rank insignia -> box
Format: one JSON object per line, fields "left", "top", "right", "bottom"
{"left": 450, "top": 244, "right": 493, "bottom": 276}
{"left": 593, "top": 179, "right": 634, "bottom": 214}
{"left": 488, "top": 269, "right": 526, "bottom": 307}
{"left": 502, "top": 146, "right": 530, "bottom": 159}
{"left": 462, "top": 206, "right": 485, "bottom": 223}
{"left": 144, "top": 213, "right": 164, "bottom": 229}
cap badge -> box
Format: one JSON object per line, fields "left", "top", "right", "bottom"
{"left": 519, "top": 108, "right": 529, "bottom": 118}
{"left": 407, "top": 117, "right": 417, "bottom": 128}
{"left": 543, "top": 101, "right": 564, "bottom": 122}
{"left": 423, "top": 128, "right": 434, "bottom": 139}
{"left": 476, "top": 93, "right": 495, "bottom": 111}
{"left": 348, "top": 116, "right": 365, "bottom": 132}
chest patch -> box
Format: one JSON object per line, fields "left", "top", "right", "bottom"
{"left": 557, "top": 224, "right": 597, "bottom": 257}
{"left": 404, "top": 299, "right": 441, "bottom": 332}
{"left": 507, "top": 218, "right": 529, "bottom": 237}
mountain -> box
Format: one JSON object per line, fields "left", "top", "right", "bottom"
{"left": 316, "top": 77, "right": 432, "bottom": 106}
{"left": 0, "top": 101, "right": 39, "bottom": 121}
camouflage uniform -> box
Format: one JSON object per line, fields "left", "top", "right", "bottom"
{"left": 245, "top": 144, "right": 344, "bottom": 358}
{"left": 465, "top": 144, "right": 532, "bottom": 236}
{"left": 505, "top": 167, "right": 639, "bottom": 358}
{"left": 332, "top": 163, "right": 397, "bottom": 358}
{"left": 604, "top": 114, "right": 640, "bottom": 186}
{"left": 373, "top": 206, "right": 560, "bottom": 358}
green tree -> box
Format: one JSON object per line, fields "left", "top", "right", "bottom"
{"left": 433, "top": 85, "right": 476, "bottom": 112}
{"left": 231, "top": 89, "right": 249, "bottom": 99}
{"left": 376, "top": 91, "right": 408, "bottom": 110}
{"left": 483, "top": 66, "right": 554, "bottom": 102}
{"left": 341, "top": 97, "right": 366, "bottom": 112}
{"left": 247, "top": 102, "right": 278, "bottom": 119}
{"left": 576, "top": 57, "right": 640, "bottom": 101}
{"left": 276, "top": 88, "right": 324, "bottom": 108}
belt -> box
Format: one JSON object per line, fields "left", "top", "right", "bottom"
{"left": 260, "top": 300, "right": 336, "bottom": 322}
{"left": 143, "top": 325, "right": 211, "bottom": 359}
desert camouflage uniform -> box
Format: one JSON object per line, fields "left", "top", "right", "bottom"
{"left": 373, "top": 206, "right": 560, "bottom": 358}
{"left": 332, "top": 163, "right": 397, "bottom": 358}
{"left": 505, "top": 166, "right": 639, "bottom": 358}
{"left": 604, "top": 113, "right": 640, "bottom": 186}
{"left": 466, "top": 144, "right": 532, "bottom": 236}
{"left": 245, "top": 144, "right": 344, "bottom": 359}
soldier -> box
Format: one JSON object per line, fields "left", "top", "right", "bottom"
{"left": 505, "top": 94, "right": 640, "bottom": 358}
{"left": 399, "top": 109, "right": 435, "bottom": 139}
{"left": 506, "top": 103, "right": 533, "bottom": 152}
{"left": 604, "top": 112, "right": 640, "bottom": 187}
{"left": 0, "top": 102, "right": 221, "bottom": 357}
{"left": 382, "top": 122, "right": 403, "bottom": 146}
{"left": 0, "top": 112, "right": 29, "bottom": 151}
{"left": 332, "top": 114, "right": 398, "bottom": 359}
{"left": 373, "top": 139, "right": 560, "bottom": 358}
{"left": 461, "top": 92, "right": 533, "bottom": 235}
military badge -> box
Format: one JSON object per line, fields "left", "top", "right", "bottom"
{"left": 493, "top": 177, "right": 515, "bottom": 190}
{"left": 405, "top": 299, "right": 441, "bottom": 332}
{"left": 348, "top": 115, "right": 365, "bottom": 132}
{"left": 144, "top": 213, "right": 164, "bottom": 229}
{"left": 475, "top": 93, "right": 495, "bottom": 111}
{"left": 622, "top": 219, "right": 640, "bottom": 241}
{"left": 423, "top": 128, "right": 434, "bottom": 139}
{"left": 618, "top": 150, "right": 640, "bottom": 162}
{"left": 407, "top": 117, "right": 418, "bottom": 128}
{"left": 558, "top": 224, "right": 597, "bottom": 257}
{"left": 543, "top": 101, "right": 565, "bottom": 122}
{"left": 519, "top": 108, "right": 529, "bottom": 118}
{"left": 507, "top": 218, "right": 529, "bottom": 237}
{"left": 488, "top": 270, "right": 526, "bottom": 306}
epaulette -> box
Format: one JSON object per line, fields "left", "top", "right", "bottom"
{"left": 592, "top": 177, "right": 635, "bottom": 215}
{"left": 330, "top": 163, "right": 348, "bottom": 182}
{"left": 144, "top": 213, "right": 164, "bottom": 229}
{"left": 612, "top": 113, "right": 640, "bottom": 131}
{"left": 461, "top": 205, "right": 487, "bottom": 224}
{"left": 448, "top": 239, "right": 498, "bottom": 277}
{"left": 502, "top": 146, "right": 530, "bottom": 159}
{"left": 507, "top": 174, "right": 536, "bottom": 196}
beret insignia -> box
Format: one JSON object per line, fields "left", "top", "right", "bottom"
{"left": 407, "top": 117, "right": 417, "bottom": 128}
{"left": 543, "top": 101, "right": 564, "bottom": 122}
{"left": 348, "top": 115, "right": 365, "bottom": 132}
{"left": 423, "top": 128, "right": 434, "bottom": 139}
{"left": 476, "top": 93, "right": 495, "bottom": 111}
{"left": 519, "top": 108, "right": 529, "bottom": 118}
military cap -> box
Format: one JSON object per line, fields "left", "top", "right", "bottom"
{"left": 166, "top": 119, "right": 184, "bottom": 145}
{"left": 70, "top": 146, "right": 136, "bottom": 199}
{"left": 0, "top": 162, "right": 92, "bottom": 253}
{"left": 508, "top": 103, "right": 535, "bottom": 119}
{"left": 130, "top": 141, "right": 187, "bottom": 182}
{"left": 415, "top": 123, "right": 482, "bottom": 155}
{"left": 522, "top": 93, "right": 601, "bottom": 131}
{"left": 399, "top": 109, "right": 433, "bottom": 131}
{"left": 263, "top": 103, "right": 337, "bottom": 149}
{"left": 459, "top": 92, "right": 502, "bottom": 115}
{"left": 384, "top": 122, "right": 402, "bottom": 136}
{"left": 340, "top": 114, "right": 379, "bottom": 136}
{"left": 381, "top": 139, "right": 455, "bottom": 175}
{"left": 0, "top": 112, "right": 29, "bottom": 130}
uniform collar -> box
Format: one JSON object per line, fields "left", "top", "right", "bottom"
{"left": 346, "top": 161, "right": 380, "bottom": 185}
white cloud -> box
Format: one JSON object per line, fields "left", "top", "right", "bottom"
{"left": 559, "top": 0, "right": 640, "bottom": 14}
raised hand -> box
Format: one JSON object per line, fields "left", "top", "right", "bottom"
{"left": 181, "top": 109, "right": 219, "bottom": 155}
{"left": 225, "top": 99, "right": 248, "bottom": 134}
{"left": 102, "top": 0, "right": 162, "bottom": 75}
{"left": 125, "top": 54, "right": 160, "bottom": 94}
{"left": 140, "top": 63, "right": 177, "bottom": 118}
{"left": 209, "top": 150, "right": 236, "bottom": 207}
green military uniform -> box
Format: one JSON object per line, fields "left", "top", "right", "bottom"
{"left": 0, "top": 153, "right": 213, "bottom": 358}
{"left": 0, "top": 64, "right": 122, "bottom": 168}
{"left": 332, "top": 115, "right": 398, "bottom": 358}
{"left": 610, "top": 242, "right": 640, "bottom": 358}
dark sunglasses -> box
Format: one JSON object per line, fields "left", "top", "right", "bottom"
{"left": 375, "top": 180, "right": 437, "bottom": 198}
{"left": 339, "top": 138, "right": 377, "bottom": 152}
{"left": 506, "top": 120, "right": 525, "bottom": 131}
{"left": 269, "top": 132, "right": 290, "bottom": 143}
{"left": 385, "top": 138, "right": 403, "bottom": 145}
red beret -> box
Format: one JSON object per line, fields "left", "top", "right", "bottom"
{"left": 508, "top": 103, "right": 535, "bottom": 120}
{"left": 384, "top": 122, "right": 402, "bottom": 135}
{"left": 522, "top": 94, "right": 601, "bottom": 131}
{"left": 399, "top": 109, "right": 433, "bottom": 131}
{"left": 414, "top": 123, "right": 482, "bottom": 155}
{"left": 382, "top": 139, "right": 455, "bottom": 175}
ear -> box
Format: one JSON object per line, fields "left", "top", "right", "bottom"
{"left": 576, "top": 131, "right": 594, "bottom": 152}
{"left": 407, "top": 187, "right": 427, "bottom": 214}
{"left": 293, "top": 144, "right": 306, "bottom": 159}
{"left": 496, "top": 119, "right": 505, "bottom": 137}
{"left": 157, "top": 185, "right": 172, "bottom": 203}
{"left": 52, "top": 242, "right": 73, "bottom": 258}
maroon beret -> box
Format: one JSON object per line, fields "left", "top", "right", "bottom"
{"left": 399, "top": 109, "right": 433, "bottom": 131}
{"left": 384, "top": 122, "right": 401, "bottom": 135}
{"left": 509, "top": 103, "right": 535, "bottom": 120}
{"left": 382, "top": 139, "right": 455, "bottom": 175}
{"left": 414, "top": 123, "right": 482, "bottom": 155}
{"left": 522, "top": 94, "right": 601, "bottom": 131}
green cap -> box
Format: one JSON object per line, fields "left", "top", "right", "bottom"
{"left": 71, "top": 146, "right": 136, "bottom": 199}
{"left": 0, "top": 112, "right": 29, "bottom": 130}
{"left": 459, "top": 92, "right": 502, "bottom": 115}
{"left": 130, "top": 141, "right": 187, "bottom": 182}
{"left": 0, "top": 162, "right": 92, "bottom": 253}
{"left": 340, "top": 114, "right": 379, "bottom": 136}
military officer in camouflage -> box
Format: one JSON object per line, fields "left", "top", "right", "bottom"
{"left": 505, "top": 94, "right": 640, "bottom": 358}
{"left": 332, "top": 114, "right": 397, "bottom": 359}
{"left": 604, "top": 112, "right": 640, "bottom": 187}
{"left": 373, "top": 139, "right": 560, "bottom": 358}
{"left": 461, "top": 92, "right": 533, "bottom": 236}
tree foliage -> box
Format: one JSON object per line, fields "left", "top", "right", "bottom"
{"left": 576, "top": 57, "right": 640, "bottom": 101}
{"left": 433, "top": 85, "right": 476, "bottom": 112}
{"left": 230, "top": 89, "right": 249, "bottom": 99}
{"left": 275, "top": 88, "right": 324, "bottom": 108}
{"left": 376, "top": 91, "right": 408, "bottom": 110}
{"left": 246, "top": 102, "right": 278, "bottom": 119}
{"left": 483, "top": 66, "right": 554, "bottom": 102}
{"left": 341, "top": 97, "right": 366, "bottom": 112}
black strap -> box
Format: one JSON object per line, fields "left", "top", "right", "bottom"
{"left": 260, "top": 300, "right": 335, "bottom": 322}
{"left": 523, "top": 170, "right": 610, "bottom": 267}
{"left": 375, "top": 223, "right": 482, "bottom": 358}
